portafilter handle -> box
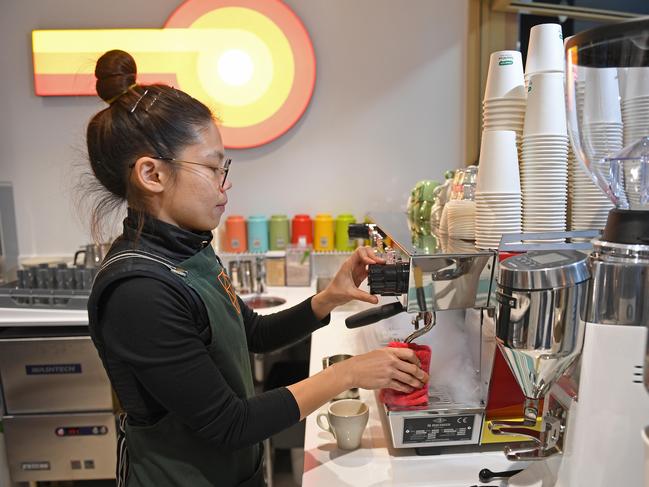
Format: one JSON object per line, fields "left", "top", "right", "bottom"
{"left": 345, "top": 301, "right": 405, "bottom": 329}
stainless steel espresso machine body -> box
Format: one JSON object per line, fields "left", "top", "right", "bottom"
{"left": 345, "top": 213, "right": 502, "bottom": 452}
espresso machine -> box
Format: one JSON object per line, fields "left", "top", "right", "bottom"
{"left": 492, "top": 18, "right": 649, "bottom": 486}
{"left": 344, "top": 215, "right": 531, "bottom": 453}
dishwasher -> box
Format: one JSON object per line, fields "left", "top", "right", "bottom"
{"left": 0, "top": 324, "right": 117, "bottom": 483}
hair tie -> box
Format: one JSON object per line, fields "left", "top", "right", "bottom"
{"left": 106, "top": 83, "right": 137, "bottom": 105}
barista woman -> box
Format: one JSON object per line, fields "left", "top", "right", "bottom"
{"left": 85, "top": 50, "right": 428, "bottom": 487}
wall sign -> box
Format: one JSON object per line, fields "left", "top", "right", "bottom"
{"left": 32, "top": 0, "right": 316, "bottom": 149}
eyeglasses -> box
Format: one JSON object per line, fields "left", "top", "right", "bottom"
{"left": 129, "top": 157, "right": 231, "bottom": 187}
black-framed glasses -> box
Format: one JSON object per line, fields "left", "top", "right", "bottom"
{"left": 129, "top": 157, "right": 231, "bottom": 187}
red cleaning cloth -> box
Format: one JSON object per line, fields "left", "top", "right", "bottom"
{"left": 379, "top": 341, "right": 431, "bottom": 407}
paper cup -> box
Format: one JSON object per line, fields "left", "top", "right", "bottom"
{"left": 524, "top": 72, "right": 567, "bottom": 136}
{"left": 583, "top": 67, "right": 622, "bottom": 123}
{"left": 484, "top": 50, "right": 526, "bottom": 100}
{"left": 624, "top": 67, "right": 649, "bottom": 100}
{"left": 476, "top": 130, "right": 520, "bottom": 193}
{"left": 525, "top": 23, "right": 565, "bottom": 77}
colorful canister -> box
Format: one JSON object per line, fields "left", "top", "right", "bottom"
{"left": 291, "top": 214, "right": 313, "bottom": 245}
{"left": 314, "top": 213, "right": 335, "bottom": 251}
{"left": 269, "top": 214, "right": 290, "bottom": 250}
{"left": 335, "top": 214, "right": 357, "bottom": 251}
{"left": 247, "top": 216, "right": 269, "bottom": 253}
{"left": 224, "top": 216, "right": 247, "bottom": 253}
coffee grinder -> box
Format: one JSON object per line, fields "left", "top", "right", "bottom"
{"left": 494, "top": 18, "right": 649, "bottom": 486}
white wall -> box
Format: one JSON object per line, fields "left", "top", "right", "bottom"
{"left": 0, "top": 0, "right": 469, "bottom": 259}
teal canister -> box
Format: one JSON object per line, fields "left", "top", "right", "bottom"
{"left": 247, "top": 216, "right": 269, "bottom": 253}
{"left": 269, "top": 215, "right": 290, "bottom": 250}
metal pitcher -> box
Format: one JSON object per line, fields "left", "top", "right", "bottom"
{"left": 73, "top": 243, "right": 112, "bottom": 268}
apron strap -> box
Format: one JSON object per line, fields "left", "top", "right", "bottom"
{"left": 116, "top": 413, "right": 129, "bottom": 487}
{"left": 98, "top": 250, "right": 188, "bottom": 277}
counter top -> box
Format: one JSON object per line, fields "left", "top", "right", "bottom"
{"left": 303, "top": 307, "right": 527, "bottom": 487}
{"left": 0, "top": 284, "right": 317, "bottom": 326}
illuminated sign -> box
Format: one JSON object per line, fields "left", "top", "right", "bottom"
{"left": 32, "top": 0, "right": 316, "bottom": 149}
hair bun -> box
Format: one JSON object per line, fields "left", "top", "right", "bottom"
{"left": 95, "top": 50, "right": 137, "bottom": 103}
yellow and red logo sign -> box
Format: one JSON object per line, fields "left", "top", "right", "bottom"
{"left": 32, "top": 0, "right": 316, "bottom": 149}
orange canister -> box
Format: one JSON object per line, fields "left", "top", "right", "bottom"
{"left": 224, "top": 215, "right": 247, "bottom": 253}
{"left": 314, "top": 213, "right": 335, "bottom": 251}
{"left": 291, "top": 214, "right": 313, "bottom": 245}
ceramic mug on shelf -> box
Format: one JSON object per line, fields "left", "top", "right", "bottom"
{"left": 316, "top": 399, "right": 369, "bottom": 450}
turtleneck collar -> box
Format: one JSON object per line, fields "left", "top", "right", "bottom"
{"left": 118, "top": 208, "right": 214, "bottom": 264}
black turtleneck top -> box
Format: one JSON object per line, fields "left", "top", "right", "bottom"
{"left": 92, "top": 210, "right": 328, "bottom": 449}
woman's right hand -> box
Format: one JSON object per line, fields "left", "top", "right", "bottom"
{"left": 341, "top": 347, "right": 429, "bottom": 393}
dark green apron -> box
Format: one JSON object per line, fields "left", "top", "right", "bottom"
{"left": 99, "top": 246, "right": 263, "bottom": 487}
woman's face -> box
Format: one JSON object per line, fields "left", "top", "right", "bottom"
{"left": 160, "top": 121, "right": 231, "bottom": 232}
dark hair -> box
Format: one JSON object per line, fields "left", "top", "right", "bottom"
{"left": 85, "top": 49, "right": 214, "bottom": 241}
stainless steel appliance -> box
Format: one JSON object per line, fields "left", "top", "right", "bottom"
{"left": 0, "top": 324, "right": 117, "bottom": 483}
{"left": 491, "top": 251, "right": 589, "bottom": 459}
{"left": 344, "top": 213, "right": 514, "bottom": 452}
{"left": 495, "top": 18, "right": 649, "bottom": 487}
{"left": 73, "top": 243, "right": 112, "bottom": 269}
{"left": 0, "top": 182, "right": 19, "bottom": 284}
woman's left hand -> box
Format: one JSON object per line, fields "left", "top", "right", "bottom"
{"left": 311, "top": 246, "right": 385, "bottom": 319}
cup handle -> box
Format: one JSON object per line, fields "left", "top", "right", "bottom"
{"left": 316, "top": 412, "right": 334, "bottom": 437}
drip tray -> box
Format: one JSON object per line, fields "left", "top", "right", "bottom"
{"left": 384, "top": 384, "right": 484, "bottom": 415}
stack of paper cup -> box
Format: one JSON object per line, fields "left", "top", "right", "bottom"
{"left": 524, "top": 23, "right": 565, "bottom": 84}
{"left": 521, "top": 72, "right": 569, "bottom": 238}
{"left": 571, "top": 67, "right": 620, "bottom": 230}
{"left": 483, "top": 51, "right": 526, "bottom": 152}
{"left": 622, "top": 67, "right": 649, "bottom": 148}
{"left": 569, "top": 151, "right": 613, "bottom": 231}
{"left": 475, "top": 130, "right": 522, "bottom": 249}
{"left": 446, "top": 200, "right": 476, "bottom": 240}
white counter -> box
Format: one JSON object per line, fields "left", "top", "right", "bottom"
{"left": 303, "top": 309, "right": 527, "bottom": 487}
{"left": 0, "top": 284, "right": 317, "bottom": 326}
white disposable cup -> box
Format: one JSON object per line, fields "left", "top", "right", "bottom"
{"left": 524, "top": 72, "right": 568, "bottom": 136}
{"left": 476, "top": 130, "right": 520, "bottom": 193}
{"left": 484, "top": 99, "right": 527, "bottom": 106}
{"left": 525, "top": 23, "right": 565, "bottom": 77}
{"left": 618, "top": 67, "right": 629, "bottom": 100}
{"left": 522, "top": 134, "right": 569, "bottom": 141}
{"left": 583, "top": 67, "right": 622, "bottom": 123}
{"left": 317, "top": 399, "right": 369, "bottom": 450}
{"left": 624, "top": 67, "right": 649, "bottom": 100}
{"left": 484, "top": 51, "right": 526, "bottom": 100}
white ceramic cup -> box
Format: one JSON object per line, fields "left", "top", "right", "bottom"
{"left": 524, "top": 72, "right": 568, "bottom": 136}
{"left": 484, "top": 50, "right": 526, "bottom": 100}
{"left": 525, "top": 23, "right": 565, "bottom": 77}
{"left": 317, "top": 399, "right": 369, "bottom": 450}
{"left": 476, "top": 130, "right": 520, "bottom": 193}
{"left": 583, "top": 67, "right": 622, "bottom": 123}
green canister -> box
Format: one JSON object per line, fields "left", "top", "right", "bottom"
{"left": 269, "top": 214, "right": 290, "bottom": 250}
{"left": 335, "top": 214, "right": 357, "bottom": 251}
